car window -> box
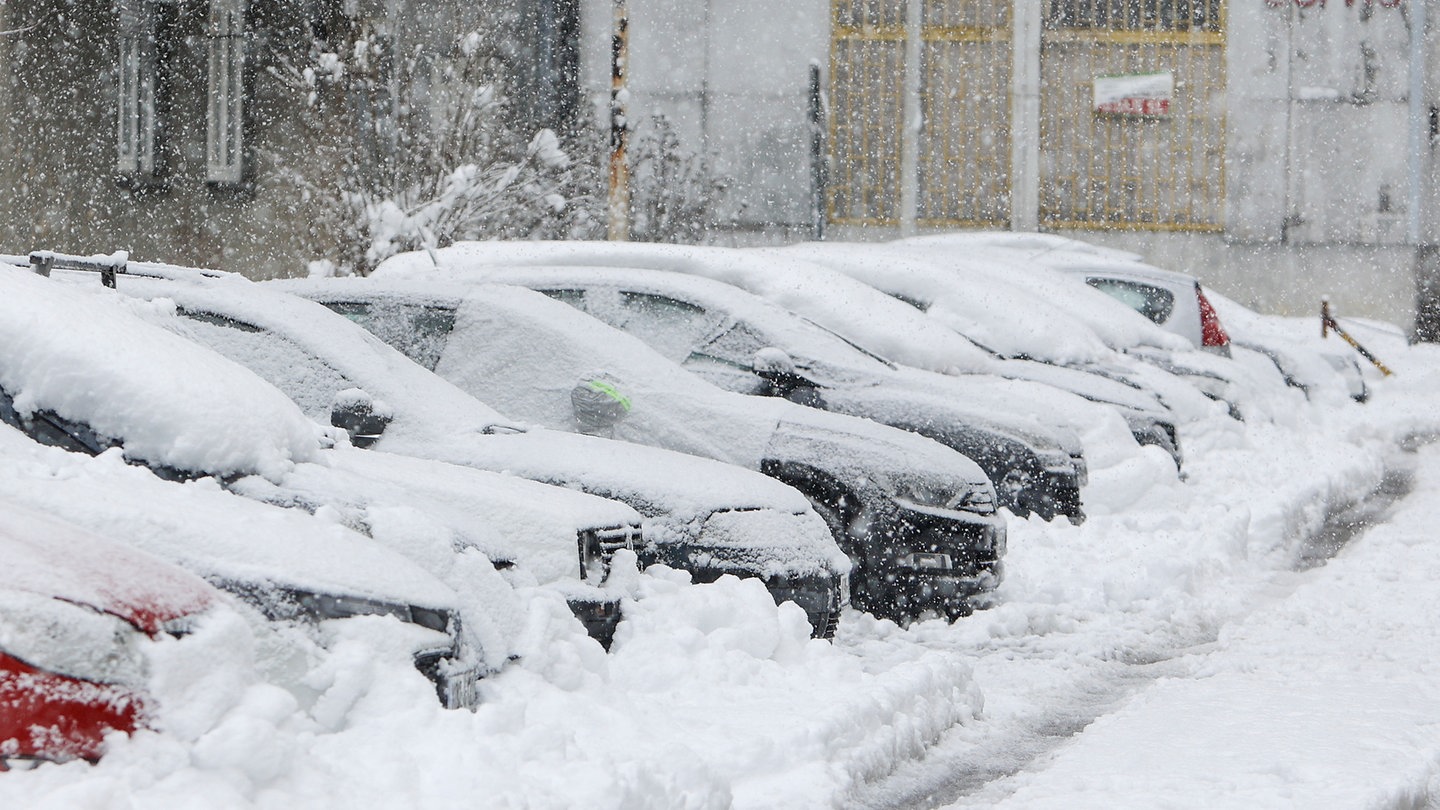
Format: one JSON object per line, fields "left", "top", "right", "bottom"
{"left": 697, "top": 321, "right": 769, "bottom": 367}
{"left": 177, "top": 310, "right": 355, "bottom": 420}
{"left": 612, "top": 292, "right": 717, "bottom": 362}
{"left": 1085, "top": 278, "right": 1175, "bottom": 325}
{"left": 320, "top": 301, "right": 457, "bottom": 372}
{"left": 0, "top": 386, "right": 117, "bottom": 457}
{"left": 536, "top": 288, "right": 587, "bottom": 309}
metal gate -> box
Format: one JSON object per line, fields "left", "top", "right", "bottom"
{"left": 830, "top": 0, "right": 1012, "bottom": 227}
{"left": 918, "top": 2, "right": 1011, "bottom": 226}
{"left": 1039, "top": 1, "right": 1226, "bottom": 230}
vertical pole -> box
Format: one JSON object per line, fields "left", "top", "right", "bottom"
{"left": 1010, "top": 0, "right": 1041, "bottom": 231}
{"left": 809, "top": 61, "right": 827, "bottom": 241}
{"left": 1409, "top": 0, "right": 1439, "bottom": 341}
{"left": 899, "top": 0, "right": 921, "bottom": 236}
{"left": 1407, "top": 0, "right": 1427, "bottom": 247}
{"left": 607, "top": 0, "right": 630, "bottom": 241}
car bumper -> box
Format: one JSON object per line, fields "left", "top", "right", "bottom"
{"left": 858, "top": 503, "right": 1006, "bottom": 621}
{"left": 566, "top": 595, "right": 625, "bottom": 650}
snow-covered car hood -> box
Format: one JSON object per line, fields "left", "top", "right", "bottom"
{"left": 0, "top": 269, "right": 321, "bottom": 481}
{"left": 238, "top": 445, "right": 643, "bottom": 587}
{"left": 0, "top": 424, "right": 462, "bottom": 613}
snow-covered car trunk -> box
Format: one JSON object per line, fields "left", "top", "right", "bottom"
{"left": 0, "top": 501, "right": 218, "bottom": 767}
{"left": 289, "top": 279, "right": 1005, "bottom": 623}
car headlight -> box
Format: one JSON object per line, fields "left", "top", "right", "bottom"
{"left": 888, "top": 476, "right": 996, "bottom": 515}
{"left": 1036, "top": 448, "right": 1074, "bottom": 474}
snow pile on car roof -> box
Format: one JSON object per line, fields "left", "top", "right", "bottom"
{"left": 0, "top": 270, "right": 321, "bottom": 480}
{"left": 376, "top": 240, "right": 1005, "bottom": 377}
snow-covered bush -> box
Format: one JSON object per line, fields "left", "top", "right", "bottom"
{"left": 268, "top": 28, "right": 594, "bottom": 275}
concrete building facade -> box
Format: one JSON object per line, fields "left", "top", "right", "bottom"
{"left": 580, "top": 0, "right": 1437, "bottom": 328}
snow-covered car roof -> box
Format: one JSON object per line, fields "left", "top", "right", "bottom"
{"left": 768, "top": 242, "right": 1119, "bottom": 366}
{"left": 307, "top": 276, "right": 994, "bottom": 495}
{"left": 386, "top": 263, "right": 1086, "bottom": 455}
{"left": 106, "top": 272, "right": 817, "bottom": 522}
{"left": 884, "top": 243, "right": 1193, "bottom": 354}
{"left": 896, "top": 231, "right": 1145, "bottom": 262}
{"left": 0, "top": 424, "right": 461, "bottom": 612}
{"left": 0, "top": 269, "right": 321, "bottom": 481}
{"left": 372, "top": 241, "right": 1003, "bottom": 377}
{"left": 0, "top": 499, "right": 216, "bottom": 634}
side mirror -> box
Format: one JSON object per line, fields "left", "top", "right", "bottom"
{"left": 331, "top": 388, "right": 392, "bottom": 448}
{"left": 571, "top": 376, "right": 630, "bottom": 434}
{"left": 751, "top": 347, "right": 798, "bottom": 381}
{"left": 751, "top": 347, "right": 825, "bottom": 408}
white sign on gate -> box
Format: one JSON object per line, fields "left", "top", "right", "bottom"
{"left": 1093, "top": 71, "right": 1174, "bottom": 117}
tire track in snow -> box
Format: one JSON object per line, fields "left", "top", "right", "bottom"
{"left": 850, "top": 449, "right": 1417, "bottom": 810}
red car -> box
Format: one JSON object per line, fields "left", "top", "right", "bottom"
{"left": 0, "top": 502, "right": 217, "bottom": 769}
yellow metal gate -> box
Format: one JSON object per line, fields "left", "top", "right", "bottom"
{"left": 1039, "top": 1, "right": 1226, "bottom": 230}
{"left": 830, "top": 0, "right": 1012, "bottom": 227}
{"left": 918, "top": 2, "right": 1011, "bottom": 226}
{"left": 831, "top": 0, "right": 907, "bottom": 225}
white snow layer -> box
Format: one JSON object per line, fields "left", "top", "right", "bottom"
{"left": 0, "top": 271, "right": 320, "bottom": 480}
{"left": 5, "top": 262, "right": 1440, "bottom": 810}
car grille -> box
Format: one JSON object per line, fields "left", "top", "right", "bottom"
{"left": 577, "top": 523, "right": 642, "bottom": 581}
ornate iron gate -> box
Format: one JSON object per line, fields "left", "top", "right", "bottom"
{"left": 917, "top": 2, "right": 1012, "bottom": 226}
{"left": 830, "top": 0, "right": 907, "bottom": 225}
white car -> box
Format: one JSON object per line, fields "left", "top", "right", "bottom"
{"left": 0, "top": 422, "right": 486, "bottom": 710}
{"left": 0, "top": 267, "right": 620, "bottom": 687}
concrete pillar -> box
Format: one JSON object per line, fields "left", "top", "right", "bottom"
{"left": 1009, "top": 0, "right": 1040, "bottom": 231}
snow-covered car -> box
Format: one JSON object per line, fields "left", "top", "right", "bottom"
{"left": 1036, "top": 256, "right": 1234, "bottom": 357}
{"left": 62, "top": 265, "right": 849, "bottom": 639}
{"left": 0, "top": 269, "right": 540, "bottom": 703}
{"left": 281, "top": 277, "right": 1006, "bottom": 623}
{"left": 766, "top": 242, "right": 1185, "bottom": 463}
{"left": 1207, "top": 290, "right": 1370, "bottom": 404}
{"left": 1, "top": 501, "right": 219, "bottom": 768}
{"left": 370, "top": 244, "right": 1092, "bottom": 521}
{"left": 881, "top": 239, "right": 1274, "bottom": 422}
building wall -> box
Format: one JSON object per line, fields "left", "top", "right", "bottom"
{"left": 0, "top": 0, "right": 508, "bottom": 278}
{"left": 579, "top": 0, "right": 829, "bottom": 232}
{"left": 583, "top": 0, "right": 1437, "bottom": 327}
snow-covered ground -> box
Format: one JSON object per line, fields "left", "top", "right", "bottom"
{"left": 5, "top": 315, "right": 1440, "bottom": 809}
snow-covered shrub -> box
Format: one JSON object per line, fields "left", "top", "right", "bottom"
{"left": 268, "top": 28, "right": 593, "bottom": 275}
